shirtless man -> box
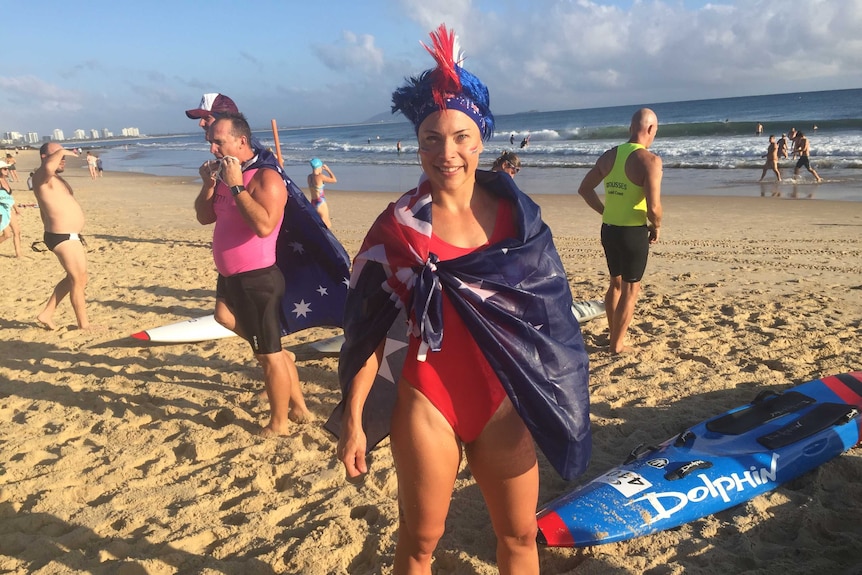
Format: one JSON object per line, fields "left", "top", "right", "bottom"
{"left": 792, "top": 132, "right": 822, "bottom": 182}
{"left": 33, "top": 142, "right": 91, "bottom": 330}
{"left": 759, "top": 135, "right": 782, "bottom": 182}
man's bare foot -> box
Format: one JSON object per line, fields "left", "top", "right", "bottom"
{"left": 289, "top": 407, "right": 315, "bottom": 424}
{"left": 611, "top": 346, "right": 637, "bottom": 356}
{"left": 36, "top": 314, "right": 57, "bottom": 330}
{"left": 257, "top": 422, "right": 290, "bottom": 438}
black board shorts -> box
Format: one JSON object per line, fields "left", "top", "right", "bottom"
{"left": 217, "top": 265, "right": 284, "bottom": 354}
{"left": 600, "top": 223, "right": 650, "bottom": 283}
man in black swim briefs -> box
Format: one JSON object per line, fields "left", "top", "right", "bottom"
{"left": 577, "top": 108, "right": 664, "bottom": 355}
{"left": 33, "top": 142, "right": 92, "bottom": 330}
{"left": 43, "top": 232, "right": 86, "bottom": 252}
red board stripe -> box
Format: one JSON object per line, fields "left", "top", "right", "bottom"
{"left": 822, "top": 372, "right": 862, "bottom": 406}
{"left": 537, "top": 510, "right": 576, "bottom": 546}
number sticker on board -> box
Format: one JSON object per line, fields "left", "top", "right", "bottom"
{"left": 597, "top": 469, "right": 653, "bottom": 497}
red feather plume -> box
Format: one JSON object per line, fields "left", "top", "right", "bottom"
{"left": 421, "top": 24, "right": 463, "bottom": 110}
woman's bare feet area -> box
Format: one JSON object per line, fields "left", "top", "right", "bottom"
{"left": 611, "top": 345, "right": 637, "bottom": 356}
{"left": 257, "top": 421, "right": 291, "bottom": 438}
{"left": 289, "top": 406, "right": 315, "bottom": 424}
{"left": 36, "top": 313, "right": 57, "bottom": 330}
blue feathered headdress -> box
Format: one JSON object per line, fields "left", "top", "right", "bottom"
{"left": 391, "top": 25, "right": 495, "bottom": 140}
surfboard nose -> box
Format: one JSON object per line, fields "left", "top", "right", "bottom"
{"left": 536, "top": 510, "right": 576, "bottom": 547}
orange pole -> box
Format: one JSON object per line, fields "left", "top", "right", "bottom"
{"left": 271, "top": 119, "right": 284, "bottom": 166}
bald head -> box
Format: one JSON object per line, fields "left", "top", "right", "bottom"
{"left": 630, "top": 108, "right": 658, "bottom": 147}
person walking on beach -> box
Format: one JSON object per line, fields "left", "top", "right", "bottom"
{"left": 5, "top": 153, "right": 19, "bottom": 182}
{"left": 306, "top": 158, "right": 337, "bottom": 228}
{"left": 491, "top": 150, "right": 521, "bottom": 177}
{"left": 86, "top": 152, "right": 98, "bottom": 180}
{"left": 792, "top": 132, "right": 822, "bottom": 182}
{"left": 577, "top": 108, "right": 663, "bottom": 355}
{"left": 759, "top": 135, "right": 782, "bottom": 182}
{"left": 0, "top": 161, "right": 22, "bottom": 257}
{"left": 334, "top": 25, "right": 590, "bottom": 574}
{"left": 195, "top": 113, "right": 308, "bottom": 436}
{"left": 33, "top": 143, "right": 93, "bottom": 330}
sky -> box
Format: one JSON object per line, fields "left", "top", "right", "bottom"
{"left": 2, "top": 0, "right": 861, "bottom": 138}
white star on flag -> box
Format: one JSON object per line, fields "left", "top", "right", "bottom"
{"left": 316, "top": 286, "right": 328, "bottom": 296}
{"left": 456, "top": 278, "right": 498, "bottom": 302}
{"left": 377, "top": 335, "right": 409, "bottom": 384}
{"left": 292, "top": 300, "right": 312, "bottom": 318}
{"left": 289, "top": 241, "right": 305, "bottom": 254}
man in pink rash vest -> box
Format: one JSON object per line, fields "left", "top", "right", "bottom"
{"left": 194, "top": 112, "right": 304, "bottom": 437}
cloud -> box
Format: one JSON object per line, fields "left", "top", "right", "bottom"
{"left": 314, "top": 31, "right": 385, "bottom": 75}
{"left": 0, "top": 76, "right": 85, "bottom": 112}
{"left": 392, "top": 0, "right": 862, "bottom": 113}
{"left": 395, "top": 0, "right": 473, "bottom": 32}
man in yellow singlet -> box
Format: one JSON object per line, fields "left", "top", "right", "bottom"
{"left": 577, "top": 108, "right": 663, "bottom": 355}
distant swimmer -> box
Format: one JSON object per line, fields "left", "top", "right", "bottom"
{"left": 756, "top": 122, "right": 763, "bottom": 136}
{"left": 520, "top": 134, "right": 530, "bottom": 148}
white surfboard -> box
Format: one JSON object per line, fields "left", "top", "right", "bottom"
{"left": 572, "top": 299, "right": 606, "bottom": 323}
{"left": 130, "top": 314, "right": 235, "bottom": 343}
{"left": 310, "top": 334, "right": 345, "bottom": 353}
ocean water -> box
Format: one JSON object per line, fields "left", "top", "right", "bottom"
{"left": 96, "top": 88, "right": 862, "bottom": 201}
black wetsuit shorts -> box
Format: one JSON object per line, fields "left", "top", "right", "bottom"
{"left": 601, "top": 223, "right": 650, "bottom": 283}
{"left": 216, "top": 265, "right": 284, "bottom": 354}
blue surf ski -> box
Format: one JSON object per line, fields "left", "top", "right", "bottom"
{"left": 537, "top": 371, "right": 862, "bottom": 547}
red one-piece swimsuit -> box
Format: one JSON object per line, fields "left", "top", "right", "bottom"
{"left": 400, "top": 198, "right": 516, "bottom": 442}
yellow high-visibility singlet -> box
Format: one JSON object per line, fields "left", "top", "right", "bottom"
{"left": 602, "top": 142, "right": 647, "bottom": 227}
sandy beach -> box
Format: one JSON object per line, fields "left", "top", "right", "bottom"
{"left": 1, "top": 149, "right": 861, "bottom": 575}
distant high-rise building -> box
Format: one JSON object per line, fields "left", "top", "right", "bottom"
{"left": 121, "top": 127, "right": 141, "bottom": 137}
{"left": 90, "top": 129, "right": 100, "bottom": 139}
{"left": 73, "top": 129, "right": 87, "bottom": 140}
{"left": 27, "top": 132, "right": 39, "bottom": 144}
{"left": 52, "top": 129, "right": 65, "bottom": 141}
{"left": 101, "top": 128, "right": 112, "bottom": 139}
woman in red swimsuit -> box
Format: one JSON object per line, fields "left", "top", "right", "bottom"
{"left": 335, "top": 25, "right": 590, "bottom": 575}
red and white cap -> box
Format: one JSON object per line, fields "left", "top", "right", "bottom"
{"left": 185, "top": 93, "right": 239, "bottom": 119}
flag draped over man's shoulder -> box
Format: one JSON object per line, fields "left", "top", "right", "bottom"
{"left": 325, "top": 170, "right": 591, "bottom": 481}
{"left": 247, "top": 149, "right": 351, "bottom": 334}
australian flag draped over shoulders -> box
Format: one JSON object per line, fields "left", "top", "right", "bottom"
{"left": 325, "top": 170, "right": 591, "bottom": 481}
{"left": 247, "top": 149, "right": 351, "bottom": 334}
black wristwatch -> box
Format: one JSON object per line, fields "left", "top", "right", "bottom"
{"left": 230, "top": 185, "right": 246, "bottom": 197}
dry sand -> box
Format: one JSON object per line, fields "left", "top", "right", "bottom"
{"left": 1, "top": 149, "right": 861, "bottom": 574}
